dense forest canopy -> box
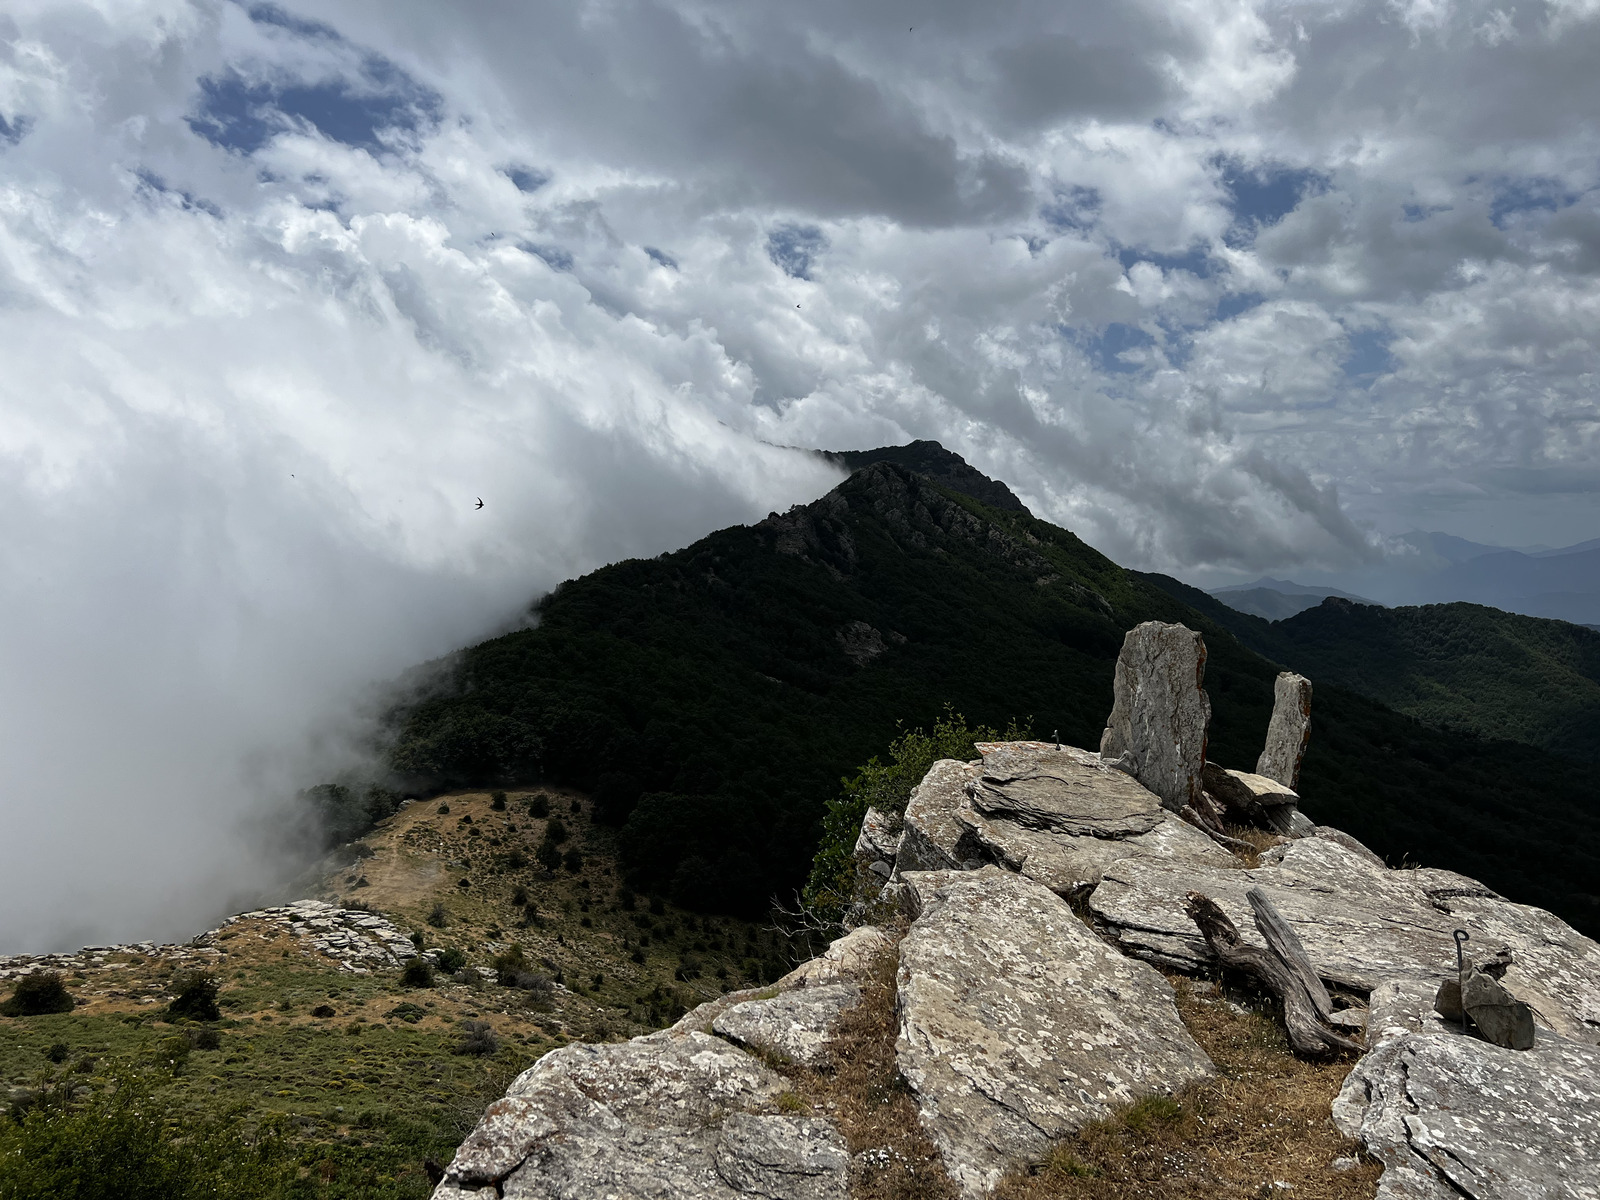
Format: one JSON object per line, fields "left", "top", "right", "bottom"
{"left": 388, "top": 448, "right": 1600, "bottom": 934}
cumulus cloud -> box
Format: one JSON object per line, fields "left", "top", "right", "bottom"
{"left": 3, "top": 0, "right": 1599, "bottom": 946}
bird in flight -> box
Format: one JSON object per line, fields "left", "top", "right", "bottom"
{"left": 475, "top": 497, "right": 484, "bottom": 510}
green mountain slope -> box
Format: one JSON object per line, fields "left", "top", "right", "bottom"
{"left": 1159, "top": 585, "right": 1600, "bottom": 763}
{"left": 390, "top": 453, "right": 1600, "bottom": 934}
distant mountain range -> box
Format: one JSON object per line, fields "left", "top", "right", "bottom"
{"left": 1209, "top": 531, "right": 1600, "bottom": 626}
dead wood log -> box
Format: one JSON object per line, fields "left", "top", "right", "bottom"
{"left": 1184, "top": 890, "right": 1360, "bottom": 1058}
{"left": 1246, "top": 886, "right": 1335, "bottom": 1023}
{"left": 1179, "top": 804, "right": 1257, "bottom": 854}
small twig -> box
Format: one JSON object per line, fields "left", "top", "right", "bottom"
{"left": 1180, "top": 805, "right": 1257, "bottom": 853}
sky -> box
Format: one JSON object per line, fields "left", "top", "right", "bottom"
{"left": 2, "top": 0, "right": 1599, "bottom": 949}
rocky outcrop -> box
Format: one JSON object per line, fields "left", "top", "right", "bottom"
{"left": 432, "top": 622, "right": 1600, "bottom": 1200}
{"left": 1098, "top": 621, "right": 1210, "bottom": 812}
{"left": 714, "top": 983, "right": 862, "bottom": 1066}
{"left": 893, "top": 743, "right": 1234, "bottom": 898}
{"left": 1335, "top": 1026, "right": 1600, "bottom": 1199}
{"left": 1257, "top": 672, "right": 1312, "bottom": 789}
{"left": 894, "top": 867, "right": 1213, "bottom": 1200}
{"left": 433, "top": 1032, "right": 848, "bottom": 1200}
{"left": 1089, "top": 837, "right": 1600, "bottom": 1041}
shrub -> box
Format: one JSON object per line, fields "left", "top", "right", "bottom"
{"left": 618, "top": 888, "right": 636, "bottom": 911}
{"left": 426, "top": 903, "right": 449, "bottom": 928}
{"left": 1, "top": 973, "right": 74, "bottom": 1017}
{"left": 511, "top": 885, "right": 530, "bottom": 907}
{"left": 454, "top": 1021, "right": 499, "bottom": 1057}
{"left": 490, "top": 791, "right": 507, "bottom": 811}
{"left": 310, "top": 1005, "right": 335, "bottom": 1019}
{"left": 385, "top": 1002, "right": 426, "bottom": 1024}
{"left": 187, "top": 1028, "right": 221, "bottom": 1051}
{"left": 562, "top": 849, "right": 583, "bottom": 873}
{"left": 435, "top": 948, "right": 468, "bottom": 975}
{"left": 649, "top": 896, "right": 666, "bottom": 916}
{"left": 570, "top": 799, "right": 582, "bottom": 815}
{"left": 437, "top": 803, "right": 450, "bottom": 815}
{"left": 0, "top": 1073, "right": 293, "bottom": 1199}
{"left": 400, "top": 960, "right": 435, "bottom": 988}
{"left": 535, "top": 835, "right": 562, "bottom": 873}
{"left": 491, "top": 944, "right": 530, "bottom": 981}
{"left": 44, "top": 1043, "right": 69, "bottom": 1064}
{"left": 527, "top": 794, "right": 550, "bottom": 819}
{"left": 545, "top": 818, "right": 568, "bottom": 844}
{"left": 506, "top": 849, "right": 527, "bottom": 870}
{"left": 803, "top": 707, "right": 1027, "bottom": 925}
{"left": 166, "top": 972, "right": 220, "bottom": 1022}
{"left": 511, "top": 973, "right": 554, "bottom": 1006}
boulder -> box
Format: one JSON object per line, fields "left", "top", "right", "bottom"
{"left": 1334, "top": 1030, "right": 1600, "bottom": 1199}
{"left": 1098, "top": 622, "right": 1210, "bottom": 812}
{"left": 895, "top": 868, "right": 1213, "bottom": 1200}
{"left": 1089, "top": 837, "right": 1600, "bottom": 1042}
{"left": 433, "top": 1032, "right": 847, "bottom": 1200}
{"left": 1257, "top": 672, "right": 1312, "bottom": 790}
{"left": 958, "top": 742, "right": 1237, "bottom": 892}
{"left": 897, "top": 759, "right": 987, "bottom": 872}
{"left": 713, "top": 982, "right": 862, "bottom": 1066}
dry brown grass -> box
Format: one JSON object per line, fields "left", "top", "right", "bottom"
{"left": 782, "top": 933, "right": 959, "bottom": 1200}
{"left": 991, "top": 977, "right": 1380, "bottom": 1200}
{"left": 1222, "top": 824, "right": 1287, "bottom": 868}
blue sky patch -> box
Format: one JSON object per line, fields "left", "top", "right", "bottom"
{"left": 644, "top": 246, "right": 679, "bottom": 270}
{"left": 503, "top": 165, "right": 549, "bottom": 193}
{"left": 1117, "top": 244, "right": 1215, "bottom": 279}
{"left": 1217, "top": 157, "right": 1328, "bottom": 232}
{"left": 521, "top": 242, "right": 574, "bottom": 272}
{"left": 247, "top": 3, "right": 342, "bottom": 42}
{"left": 1216, "top": 291, "right": 1265, "bottom": 321}
{"left": 767, "top": 224, "right": 826, "bottom": 280}
{"left": 1083, "top": 322, "right": 1155, "bottom": 375}
{"left": 0, "top": 113, "right": 29, "bottom": 146}
{"left": 1041, "top": 185, "right": 1101, "bottom": 232}
{"left": 188, "top": 56, "right": 442, "bottom": 156}
{"left": 1489, "top": 176, "right": 1576, "bottom": 229}
{"left": 135, "top": 169, "right": 223, "bottom": 218}
{"left": 1342, "top": 326, "right": 1394, "bottom": 385}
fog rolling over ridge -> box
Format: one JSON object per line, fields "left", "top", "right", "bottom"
{"left": 4, "top": 0, "right": 1600, "bottom": 949}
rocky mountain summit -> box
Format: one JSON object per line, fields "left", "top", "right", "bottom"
{"left": 433, "top": 621, "right": 1600, "bottom": 1200}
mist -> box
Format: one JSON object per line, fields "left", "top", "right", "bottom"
{"left": 5, "top": 0, "right": 1600, "bottom": 949}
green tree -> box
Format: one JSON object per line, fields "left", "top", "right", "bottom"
{"left": 0, "top": 972, "right": 73, "bottom": 1017}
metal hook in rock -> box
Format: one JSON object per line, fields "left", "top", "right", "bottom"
{"left": 1453, "top": 929, "right": 1471, "bottom": 1034}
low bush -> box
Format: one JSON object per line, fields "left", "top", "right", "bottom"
{"left": 436, "top": 803, "right": 450, "bottom": 815}
{"left": 165, "top": 972, "right": 221, "bottom": 1022}
{"left": 426, "top": 903, "right": 449, "bottom": 928}
{"left": 1, "top": 972, "right": 74, "bottom": 1017}
{"left": 536, "top": 835, "right": 562, "bottom": 872}
{"left": 45, "top": 1043, "right": 70, "bottom": 1064}
{"left": 454, "top": 1021, "right": 499, "bottom": 1057}
{"left": 490, "top": 791, "right": 507, "bottom": 811}
{"left": 562, "top": 849, "right": 583, "bottom": 873}
{"left": 435, "top": 948, "right": 467, "bottom": 974}
{"left": 400, "top": 960, "right": 435, "bottom": 988}
{"left": 527, "top": 794, "right": 550, "bottom": 819}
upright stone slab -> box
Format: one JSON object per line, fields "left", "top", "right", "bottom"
{"left": 1257, "top": 672, "right": 1312, "bottom": 789}
{"left": 896, "top": 867, "right": 1213, "bottom": 1199}
{"left": 1099, "top": 621, "right": 1211, "bottom": 812}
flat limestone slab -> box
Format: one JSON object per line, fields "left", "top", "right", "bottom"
{"left": 434, "top": 1032, "right": 847, "bottom": 1200}
{"left": 713, "top": 982, "right": 862, "bottom": 1066}
{"left": 1334, "top": 1029, "right": 1600, "bottom": 1200}
{"left": 1089, "top": 836, "right": 1600, "bottom": 1042}
{"left": 897, "top": 745, "right": 1236, "bottom": 893}
{"left": 896, "top": 868, "right": 1214, "bottom": 1199}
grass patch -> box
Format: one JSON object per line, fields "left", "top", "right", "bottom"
{"left": 993, "top": 978, "right": 1380, "bottom": 1200}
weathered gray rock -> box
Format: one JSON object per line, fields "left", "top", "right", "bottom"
{"left": 855, "top": 806, "right": 900, "bottom": 861}
{"left": 1099, "top": 621, "right": 1211, "bottom": 812}
{"left": 1089, "top": 837, "right": 1600, "bottom": 1042}
{"left": 1201, "top": 763, "right": 1305, "bottom": 835}
{"left": 1257, "top": 672, "right": 1312, "bottom": 789}
{"left": 897, "top": 759, "right": 986, "bottom": 872}
{"left": 1334, "top": 1030, "right": 1600, "bottom": 1199}
{"left": 775, "top": 925, "right": 893, "bottom": 990}
{"left": 434, "top": 1031, "right": 848, "bottom": 1200}
{"left": 898, "top": 743, "right": 1235, "bottom": 896}
{"left": 713, "top": 982, "right": 861, "bottom": 1066}
{"left": 895, "top": 868, "right": 1213, "bottom": 1199}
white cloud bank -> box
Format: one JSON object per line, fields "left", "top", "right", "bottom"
{"left": 1, "top": 0, "right": 1598, "bottom": 947}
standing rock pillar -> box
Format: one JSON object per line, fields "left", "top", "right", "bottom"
{"left": 1257, "top": 672, "right": 1312, "bottom": 790}
{"left": 1099, "top": 621, "right": 1210, "bottom": 813}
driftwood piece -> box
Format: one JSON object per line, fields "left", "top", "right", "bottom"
{"left": 1185, "top": 891, "right": 1361, "bottom": 1058}
{"left": 1246, "top": 886, "right": 1335, "bottom": 1023}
